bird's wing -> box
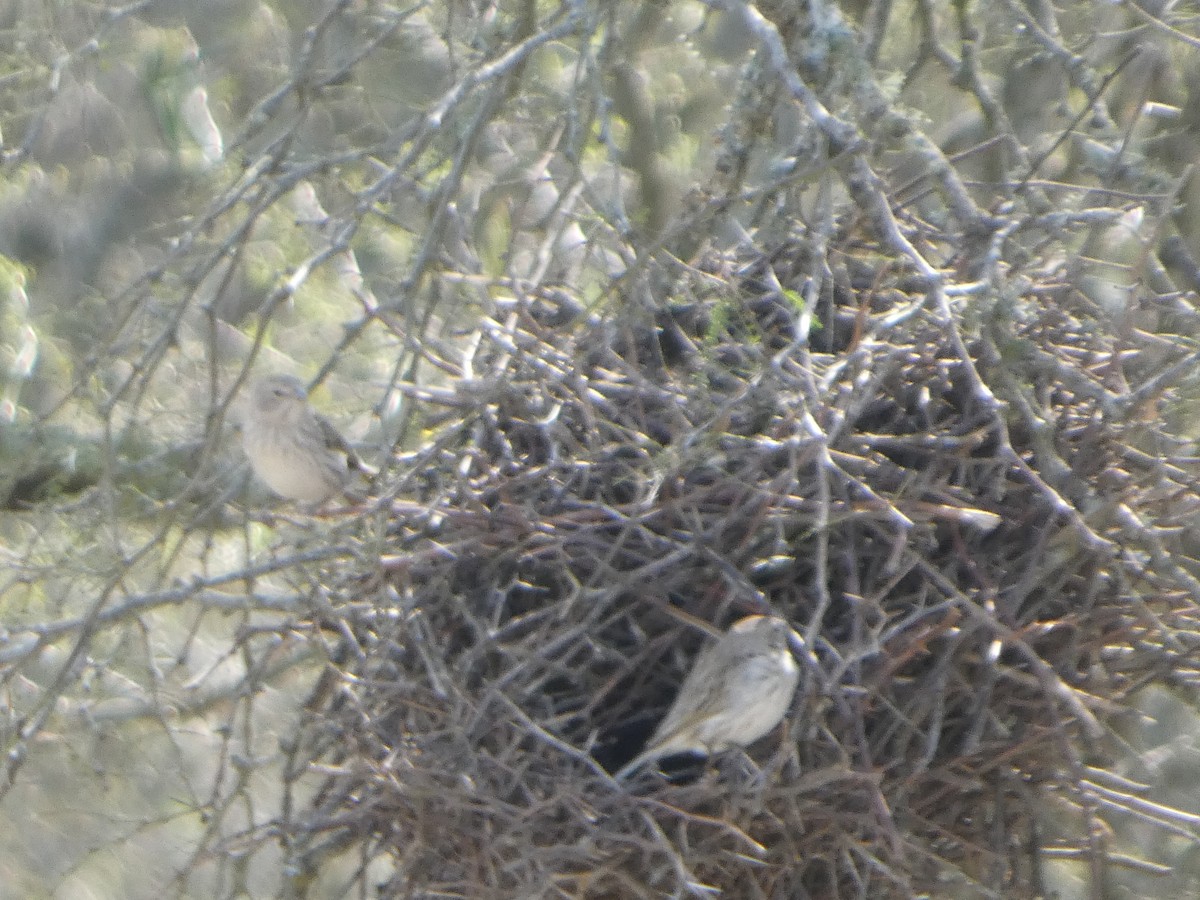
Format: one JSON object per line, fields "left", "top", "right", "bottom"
{"left": 615, "top": 643, "right": 729, "bottom": 780}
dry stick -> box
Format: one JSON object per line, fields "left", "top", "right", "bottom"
{"left": 937, "top": 289, "right": 1117, "bottom": 557}
{"left": 917, "top": 560, "right": 1105, "bottom": 740}
{"left": 1, "top": 543, "right": 353, "bottom": 660}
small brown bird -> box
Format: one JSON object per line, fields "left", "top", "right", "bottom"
{"left": 241, "top": 374, "right": 371, "bottom": 504}
{"left": 616, "top": 614, "right": 801, "bottom": 781}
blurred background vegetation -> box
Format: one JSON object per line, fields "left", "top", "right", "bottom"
{"left": 5, "top": 0, "right": 1200, "bottom": 897}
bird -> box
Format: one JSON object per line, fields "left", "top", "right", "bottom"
{"left": 241, "top": 374, "right": 372, "bottom": 504}
{"left": 615, "top": 614, "right": 802, "bottom": 781}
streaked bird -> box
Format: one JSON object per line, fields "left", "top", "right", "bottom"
{"left": 616, "top": 614, "right": 801, "bottom": 781}
{"left": 241, "top": 374, "right": 370, "bottom": 504}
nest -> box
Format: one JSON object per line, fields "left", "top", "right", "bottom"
{"left": 271, "top": 235, "right": 1200, "bottom": 898}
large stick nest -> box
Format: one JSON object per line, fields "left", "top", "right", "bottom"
{"left": 263, "top": 228, "right": 1200, "bottom": 898}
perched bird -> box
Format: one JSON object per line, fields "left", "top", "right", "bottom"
{"left": 615, "top": 615, "right": 801, "bottom": 781}
{"left": 241, "top": 374, "right": 371, "bottom": 504}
